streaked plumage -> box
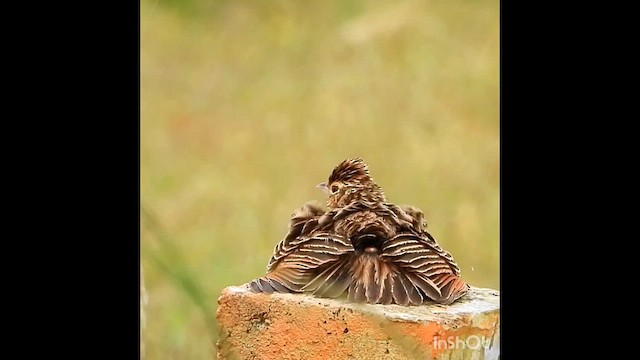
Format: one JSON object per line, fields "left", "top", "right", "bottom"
{"left": 249, "top": 158, "right": 469, "bottom": 305}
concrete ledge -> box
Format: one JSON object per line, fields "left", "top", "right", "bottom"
{"left": 216, "top": 285, "right": 500, "bottom": 360}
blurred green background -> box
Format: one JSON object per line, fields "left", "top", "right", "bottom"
{"left": 141, "top": 0, "right": 499, "bottom": 358}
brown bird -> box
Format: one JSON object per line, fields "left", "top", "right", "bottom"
{"left": 249, "top": 158, "right": 469, "bottom": 305}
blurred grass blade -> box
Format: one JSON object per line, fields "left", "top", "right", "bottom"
{"left": 142, "top": 203, "right": 217, "bottom": 338}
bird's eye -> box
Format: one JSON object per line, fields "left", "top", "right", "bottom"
{"left": 331, "top": 185, "right": 339, "bottom": 194}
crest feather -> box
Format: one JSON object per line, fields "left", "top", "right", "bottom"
{"left": 328, "top": 158, "right": 370, "bottom": 183}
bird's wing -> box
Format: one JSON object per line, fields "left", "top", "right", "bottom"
{"left": 381, "top": 232, "right": 468, "bottom": 305}
{"left": 386, "top": 203, "right": 427, "bottom": 233}
{"left": 399, "top": 204, "right": 428, "bottom": 231}
{"left": 250, "top": 231, "right": 354, "bottom": 294}
{"left": 293, "top": 232, "right": 354, "bottom": 297}
{"left": 266, "top": 202, "right": 325, "bottom": 271}
{"left": 250, "top": 202, "right": 357, "bottom": 294}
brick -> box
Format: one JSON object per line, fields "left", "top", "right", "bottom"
{"left": 216, "top": 285, "right": 499, "bottom": 360}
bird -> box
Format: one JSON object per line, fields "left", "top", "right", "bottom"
{"left": 248, "top": 158, "right": 469, "bottom": 305}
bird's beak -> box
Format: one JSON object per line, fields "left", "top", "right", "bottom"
{"left": 316, "top": 182, "right": 329, "bottom": 194}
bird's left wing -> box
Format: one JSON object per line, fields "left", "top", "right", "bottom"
{"left": 249, "top": 231, "right": 354, "bottom": 294}
{"left": 249, "top": 202, "right": 355, "bottom": 294}
{"left": 266, "top": 202, "right": 325, "bottom": 271}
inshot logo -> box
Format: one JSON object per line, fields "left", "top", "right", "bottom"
{"left": 433, "top": 335, "right": 492, "bottom": 350}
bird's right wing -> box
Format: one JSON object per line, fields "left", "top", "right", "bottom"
{"left": 385, "top": 203, "right": 427, "bottom": 233}
{"left": 381, "top": 233, "right": 468, "bottom": 305}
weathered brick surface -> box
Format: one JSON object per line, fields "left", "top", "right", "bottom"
{"left": 216, "top": 285, "right": 499, "bottom": 360}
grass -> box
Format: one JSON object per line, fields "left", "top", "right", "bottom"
{"left": 141, "top": 0, "right": 499, "bottom": 358}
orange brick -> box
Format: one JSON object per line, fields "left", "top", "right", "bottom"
{"left": 216, "top": 285, "right": 500, "bottom": 360}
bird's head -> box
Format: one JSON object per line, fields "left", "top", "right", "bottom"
{"left": 317, "top": 158, "right": 387, "bottom": 209}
